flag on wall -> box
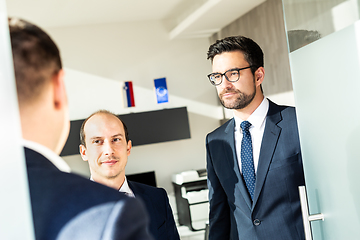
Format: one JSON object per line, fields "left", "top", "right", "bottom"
{"left": 154, "top": 78, "right": 169, "bottom": 104}
{"left": 124, "top": 81, "right": 135, "bottom": 107}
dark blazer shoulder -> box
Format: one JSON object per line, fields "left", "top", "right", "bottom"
{"left": 128, "top": 181, "right": 168, "bottom": 206}
{"left": 128, "top": 180, "right": 165, "bottom": 195}
{"left": 207, "top": 118, "right": 235, "bottom": 140}
{"left": 267, "top": 99, "right": 297, "bottom": 117}
{"left": 267, "top": 99, "right": 299, "bottom": 131}
{"left": 25, "top": 147, "right": 59, "bottom": 170}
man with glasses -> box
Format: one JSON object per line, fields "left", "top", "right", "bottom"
{"left": 9, "top": 17, "right": 152, "bottom": 240}
{"left": 205, "top": 36, "right": 305, "bottom": 240}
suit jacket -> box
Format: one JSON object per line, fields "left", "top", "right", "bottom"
{"left": 25, "top": 147, "right": 153, "bottom": 240}
{"left": 206, "top": 100, "right": 305, "bottom": 240}
{"left": 128, "top": 181, "right": 180, "bottom": 240}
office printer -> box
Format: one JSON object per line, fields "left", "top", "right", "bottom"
{"left": 172, "top": 169, "right": 209, "bottom": 231}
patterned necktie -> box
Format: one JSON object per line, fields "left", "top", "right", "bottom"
{"left": 240, "top": 121, "right": 256, "bottom": 200}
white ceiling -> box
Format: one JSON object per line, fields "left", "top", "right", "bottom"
{"left": 6, "top": 0, "right": 265, "bottom": 39}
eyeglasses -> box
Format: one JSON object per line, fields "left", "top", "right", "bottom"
{"left": 207, "top": 66, "right": 253, "bottom": 86}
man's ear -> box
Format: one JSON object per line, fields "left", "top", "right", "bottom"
{"left": 52, "top": 69, "right": 66, "bottom": 110}
{"left": 254, "top": 67, "right": 265, "bottom": 87}
{"left": 79, "top": 144, "right": 88, "bottom": 161}
{"left": 127, "top": 140, "right": 132, "bottom": 156}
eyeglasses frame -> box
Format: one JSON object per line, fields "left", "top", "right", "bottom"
{"left": 207, "top": 66, "right": 254, "bottom": 86}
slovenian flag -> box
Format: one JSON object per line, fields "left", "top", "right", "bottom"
{"left": 124, "top": 81, "right": 135, "bottom": 107}
{"left": 154, "top": 78, "right": 169, "bottom": 104}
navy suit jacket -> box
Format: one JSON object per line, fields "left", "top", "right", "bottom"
{"left": 128, "top": 181, "right": 180, "bottom": 240}
{"left": 25, "top": 147, "right": 153, "bottom": 240}
{"left": 206, "top": 100, "right": 305, "bottom": 240}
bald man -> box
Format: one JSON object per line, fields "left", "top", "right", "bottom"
{"left": 80, "top": 110, "right": 180, "bottom": 240}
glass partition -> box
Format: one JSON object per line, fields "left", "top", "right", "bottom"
{"left": 283, "top": 0, "right": 360, "bottom": 52}
{"left": 282, "top": 0, "right": 360, "bottom": 239}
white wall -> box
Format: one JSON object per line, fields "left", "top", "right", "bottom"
{"left": 47, "top": 20, "right": 218, "bottom": 105}
{"left": 46, "top": 20, "right": 221, "bottom": 193}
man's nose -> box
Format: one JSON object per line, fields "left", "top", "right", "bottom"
{"left": 221, "top": 75, "right": 233, "bottom": 88}
{"left": 103, "top": 141, "right": 114, "bottom": 155}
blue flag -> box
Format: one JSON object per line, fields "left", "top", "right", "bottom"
{"left": 154, "top": 78, "right": 169, "bottom": 104}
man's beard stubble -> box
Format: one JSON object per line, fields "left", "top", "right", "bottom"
{"left": 101, "top": 156, "right": 122, "bottom": 179}
{"left": 218, "top": 84, "right": 256, "bottom": 110}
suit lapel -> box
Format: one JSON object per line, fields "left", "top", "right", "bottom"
{"left": 224, "top": 119, "right": 253, "bottom": 209}
{"left": 128, "top": 181, "right": 159, "bottom": 237}
{"left": 252, "top": 101, "right": 282, "bottom": 207}
{"left": 128, "top": 181, "right": 153, "bottom": 214}
{"left": 128, "top": 181, "right": 154, "bottom": 218}
{"left": 128, "top": 181, "right": 144, "bottom": 197}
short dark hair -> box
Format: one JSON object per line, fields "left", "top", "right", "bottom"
{"left": 80, "top": 110, "right": 130, "bottom": 147}
{"left": 9, "top": 17, "right": 62, "bottom": 104}
{"left": 207, "top": 36, "right": 264, "bottom": 75}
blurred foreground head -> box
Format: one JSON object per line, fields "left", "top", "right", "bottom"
{"left": 9, "top": 17, "right": 69, "bottom": 154}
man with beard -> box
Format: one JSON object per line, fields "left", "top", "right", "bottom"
{"left": 79, "top": 110, "right": 180, "bottom": 240}
{"left": 205, "top": 36, "right": 305, "bottom": 240}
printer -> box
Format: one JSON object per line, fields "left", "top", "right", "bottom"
{"left": 172, "top": 169, "right": 209, "bottom": 231}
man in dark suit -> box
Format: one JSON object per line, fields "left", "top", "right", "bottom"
{"left": 205, "top": 36, "right": 305, "bottom": 240}
{"left": 9, "top": 17, "right": 153, "bottom": 240}
{"left": 79, "top": 110, "right": 180, "bottom": 240}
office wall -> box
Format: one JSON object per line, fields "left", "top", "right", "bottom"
{"left": 45, "top": 20, "right": 221, "bottom": 193}
{"left": 47, "top": 20, "right": 218, "bottom": 106}
{"left": 210, "top": 0, "right": 292, "bottom": 96}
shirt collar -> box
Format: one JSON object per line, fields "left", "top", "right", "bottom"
{"left": 119, "top": 177, "right": 135, "bottom": 197}
{"left": 22, "top": 139, "right": 71, "bottom": 173}
{"left": 234, "top": 97, "right": 269, "bottom": 131}
{"left": 89, "top": 176, "right": 135, "bottom": 197}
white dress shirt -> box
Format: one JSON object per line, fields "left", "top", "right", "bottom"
{"left": 90, "top": 176, "right": 135, "bottom": 198}
{"left": 22, "top": 139, "right": 71, "bottom": 173}
{"left": 234, "top": 97, "right": 269, "bottom": 174}
{"left": 119, "top": 177, "right": 135, "bottom": 198}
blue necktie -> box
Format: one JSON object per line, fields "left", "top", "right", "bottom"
{"left": 240, "top": 121, "right": 256, "bottom": 200}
